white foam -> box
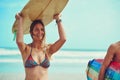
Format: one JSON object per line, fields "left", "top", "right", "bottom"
{"left": 51, "top": 58, "right": 89, "bottom": 64}
{"left": 0, "top": 59, "right": 22, "bottom": 63}
{"left": 0, "top": 49, "right": 20, "bottom": 55}
{"left": 0, "top": 58, "right": 88, "bottom": 63}
{"left": 0, "top": 49, "right": 106, "bottom": 63}
{"left": 53, "top": 51, "right": 106, "bottom": 58}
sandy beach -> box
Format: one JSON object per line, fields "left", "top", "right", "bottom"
{"left": 0, "top": 73, "right": 84, "bottom": 80}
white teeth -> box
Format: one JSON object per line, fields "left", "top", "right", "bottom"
{"left": 37, "top": 34, "right": 40, "bottom": 37}
{"left": 37, "top": 35, "right": 43, "bottom": 38}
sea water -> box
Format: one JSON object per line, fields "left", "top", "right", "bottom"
{"left": 0, "top": 48, "right": 106, "bottom": 79}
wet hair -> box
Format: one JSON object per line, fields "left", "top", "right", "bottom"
{"left": 30, "top": 19, "right": 44, "bottom": 33}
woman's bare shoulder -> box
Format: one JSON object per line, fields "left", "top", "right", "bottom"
{"left": 21, "top": 43, "right": 31, "bottom": 55}
{"left": 108, "top": 42, "right": 120, "bottom": 51}
{"left": 25, "top": 43, "right": 31, "bottom": 50}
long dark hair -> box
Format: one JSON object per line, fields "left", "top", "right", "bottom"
{"left": 30, "top": 20, "right": 46, "bottom": 45}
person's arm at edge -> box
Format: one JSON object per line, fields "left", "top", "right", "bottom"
{"left": 98, "top": 44, "right": 115, "bottom": 80}
{"left": 49, "top": 14, "right": 66, "bottom": 56}
{"left": 16, "top": 13, "right": 26, "bottom": 53}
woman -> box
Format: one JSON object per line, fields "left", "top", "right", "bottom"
{"left": 15, "top": 13, "right": 66, "bottom": 80}
{"left": 98, "top": 41, "right": 120, "bottom": 80}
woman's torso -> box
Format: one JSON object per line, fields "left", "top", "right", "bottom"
{"left": 21, "top": 44, "right": 50, "bottom": 80}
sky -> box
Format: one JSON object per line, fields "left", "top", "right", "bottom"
{"left": 0, "top": 0, "right": 120, "bottom": 50}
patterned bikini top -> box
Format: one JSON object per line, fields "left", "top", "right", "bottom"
{"left": 25, "top": 47, "right": 50, "bottom": 68}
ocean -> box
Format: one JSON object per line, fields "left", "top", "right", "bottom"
{"left": 0, "top": 48, "right": 106, "bottom": 80}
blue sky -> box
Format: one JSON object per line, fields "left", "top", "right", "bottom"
{"left": 0, "top": 0, "right": 120, "bottom": 50}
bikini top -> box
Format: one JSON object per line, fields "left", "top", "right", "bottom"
{"left": 25, "top": 47, "right": 50, "bottom": 68}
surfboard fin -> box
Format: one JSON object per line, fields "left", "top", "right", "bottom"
{"left": 13, "top": 30, "right": 17, "bottom": 41}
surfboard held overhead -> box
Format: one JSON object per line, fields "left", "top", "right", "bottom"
{"left": 12, "top": 0, "right": 69, "bottom": 34}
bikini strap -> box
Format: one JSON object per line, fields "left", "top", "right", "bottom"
{"left": 30, "top": 44, "right": 32, "bottom": 54}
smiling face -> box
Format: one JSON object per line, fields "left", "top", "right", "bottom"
{"left": 30, "top": 20, "right": 45, "bottom": 42}
{"left": 32, "top": 23, "right": 45, "bottom": 41}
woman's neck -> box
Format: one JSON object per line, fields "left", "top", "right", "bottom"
{"left": 31, "top": 41, "right": 42, "bottom": 49}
